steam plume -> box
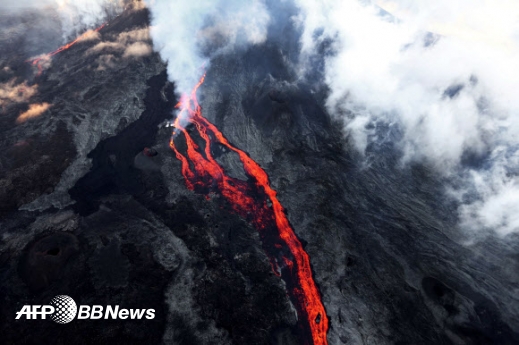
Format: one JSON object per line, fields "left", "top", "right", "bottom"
{"left": 144, "top": 0, "right": 270, "bottom": 97}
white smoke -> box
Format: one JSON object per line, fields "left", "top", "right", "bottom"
{"left": 144, "top": 0, "right": 270, "bottom": 96}
{"left": 294, "top": 0, "right": 519, "bottom": 236}
{"left": 54, "top": 0, "right": 123, "bottom": 40}
{"left": 0, "top": 0, "right": 123, "bottom": 41}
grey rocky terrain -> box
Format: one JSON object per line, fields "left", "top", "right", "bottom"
{"left": 1, "top": 4, "right": 518, "bottom": 345}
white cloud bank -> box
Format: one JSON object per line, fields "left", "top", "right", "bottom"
{"left": 294, "top": 0, "right": 519, "bottom": 236}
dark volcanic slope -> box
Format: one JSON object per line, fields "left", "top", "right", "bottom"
{"left": 0, "top": 7, "right": 296, "bottom": 345}
{"left": 188, "top": 39, "right": 519, "bottom": 344}
{"left": 0, "top": 8, "right": 163, "bottom": 216}
{"left": 1, "top": 4, "right": 519, "bottom": 345}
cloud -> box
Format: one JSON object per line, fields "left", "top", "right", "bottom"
{"left": 144, "top": 0, "right": 270, "bottom": 97}
{"left": 88, "top": 28, "right": 150, "bottom": 54}
{"left": 127, "top": 0, "right": 145, "bottom": 11}
{"left": 294, "top": 0, "right": 519, "bottom": 236}
{"left": 78, "top": 28, "right": 102, "bottom": 41}
{"left": 89, "top": 41, "right": 125, "bottom": 54}
{"left": 0, "top": 0, "right": 123, "bottom": 41}
{"left": 117, "top": 27, "right": 149, "bottom": 43}
{"left": 87, "top": 27, "right": 152, "bottom": 65}
{"left": 96, "top": 54, "right": 117, "bottom": 70}
{"left": 55, "top": 0, "right": 123, "bottom": 40}
{"left": 16, "top": 102, "right": 51, "bottom": 123}
{"left": 123, "top": 41, "right": 152, "bottom": 57}
{"left": 458, "top": 165, "right": 519, "bottom": 237}
{"left": 0, "top": 81, "right": 38, "bottom": 108}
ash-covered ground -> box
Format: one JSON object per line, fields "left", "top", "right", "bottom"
{"left": 1, "top": 4, "right": 518, "bottom": 345}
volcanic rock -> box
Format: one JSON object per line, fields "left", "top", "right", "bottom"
{"left": 0, "top": 3, "right": 518, "bottom": 345}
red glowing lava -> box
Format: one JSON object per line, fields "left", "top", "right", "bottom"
{"left": 170, "top": 74, "right": 329, "bottom": 345}
{"left": 27, "top": 24, "right": 106, "bottom": 76}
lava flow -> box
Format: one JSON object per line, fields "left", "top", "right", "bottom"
{"left": 170, "top": 74, "right": 329, "bottom": 345}
{"left": 26, "top": 24, "right": 106, "bottom": 76}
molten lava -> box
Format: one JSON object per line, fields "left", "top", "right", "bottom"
{"left": 27, "top": 24, "right": 106, "bottom": 76}
{"left": 170, "top": 74, "right": 329, "bottom": 345}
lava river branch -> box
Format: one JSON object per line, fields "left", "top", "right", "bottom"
{"left": 169, "top": 74, "right": 329, "bottom": 345}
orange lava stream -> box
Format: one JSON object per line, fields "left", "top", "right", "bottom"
{"left": 170, "top": 74, "right": 329, "bottom": 345}
{"left": 26, "top": 24, "right": 106, "bottom": 76}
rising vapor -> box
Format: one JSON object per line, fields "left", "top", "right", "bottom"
{"left": 144, "top": 0, "right": 270, "bottom": 97}
{"left": 0, "top": 0, "right": 123, "bottom": 41}
{"left": 294, "top": 0, "right": 519, "bottom": 236}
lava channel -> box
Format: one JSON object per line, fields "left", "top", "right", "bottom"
{"left": 170, "top": 74, "right": 329, "bottom": 345}
{"left": 26, "top": 23, "right": 106, "bottom": 76}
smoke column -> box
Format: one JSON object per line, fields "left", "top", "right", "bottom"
{"left": 145, "top": 0, "right": 269, "bottom": 98}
